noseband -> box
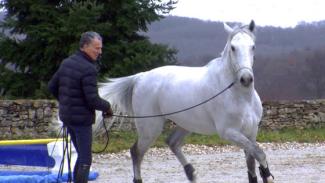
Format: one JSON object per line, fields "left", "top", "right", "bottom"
{"left": 235, "top": 66, "right": 253, "bottom": 74}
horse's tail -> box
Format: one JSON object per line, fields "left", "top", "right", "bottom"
{"left": 93, "top": 73, "right": 142, "bottom": 135}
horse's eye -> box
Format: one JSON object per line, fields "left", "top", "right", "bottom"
{"left": 252, "top": 46, "right": 256, "bottom": 51}
{"left": 231, "top": 46, "right": 235, "bottom": 52}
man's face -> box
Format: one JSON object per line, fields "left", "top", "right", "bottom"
{"left": 81, "top": 37, "right": 102, "bottom": 61}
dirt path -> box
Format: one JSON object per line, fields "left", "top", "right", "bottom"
{"left": 92, "top": 142, "right": 325, "bottom": 183}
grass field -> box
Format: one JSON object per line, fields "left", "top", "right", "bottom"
{"left": 92, "top": 127, "right": 325, "bottom": 153}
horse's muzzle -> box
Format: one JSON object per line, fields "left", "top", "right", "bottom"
{"left": 240, "top": 72, "right": 254, "bottom": 87}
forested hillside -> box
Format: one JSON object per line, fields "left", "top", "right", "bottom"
{"left": 145, "top": 16, "right": 325, "bottom": 100}
{"left": 145, "top": 16, "right": 325, "bottom": 65}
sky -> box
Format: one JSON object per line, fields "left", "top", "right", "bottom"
{"left": 169, "top": 0, "right": 325, "bottom": 28}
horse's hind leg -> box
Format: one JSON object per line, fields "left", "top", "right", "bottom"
{"left": 223, "top": 129, "right": 274, "bottom": 183}
{"left": 130, "top": 141, "right": 142, "bottom": 183}
{"left": 245, "top": 150, "right": 258, "bottom": 183}
{"left": 166, "top": 126, "right": 196, "bottom": 182}
{"left": 130, "top": 118, "right": 165, "bottom": 183}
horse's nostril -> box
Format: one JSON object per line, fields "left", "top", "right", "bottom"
{"left": 240, "top": 75, "right": 253, "bottom": 87}
{"left": 248, "top": 76, "right": 253, "bottom": 83}
{"left": 240, "top": 77, "right": 245, "bottom": 83}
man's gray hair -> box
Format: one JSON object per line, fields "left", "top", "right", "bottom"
{"left": 79, "top": 31, "right": 102, "bottom": 48}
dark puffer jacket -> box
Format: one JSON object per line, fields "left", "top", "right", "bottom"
{"left": 48, "top": 50, "right": 110, "bottom": 126}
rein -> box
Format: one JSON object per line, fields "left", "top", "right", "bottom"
{"left": 110, "top": 81, "right": 235, "bottom": 119}
{"left": 96, "top": 79, "right": 236, "bottom": 153}
{"left": 92, "top": 115, "right": 110, "bottom": 154}
{"left": 96, "top": 80, "right": 235, "bottom": 153}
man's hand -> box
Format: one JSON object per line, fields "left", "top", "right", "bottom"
{"left": 103, "top": 107, "right": 113, "bottom": 118}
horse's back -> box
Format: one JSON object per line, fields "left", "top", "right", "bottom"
{"left": 143, "top": 65, "right": 207, "bottom": 82}
{"left": 133, "top": 65, "right": 208, "bottom": 98}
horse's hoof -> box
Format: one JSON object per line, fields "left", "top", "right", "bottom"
{"left": 259, "top": 166, "right": 274, "bottom": 183}
{"left": 248, "top": 172, "right": 258, "bottom": 183}
{"left": 266, "top": 176, "right": 274, "bottom": 183}
{"left": 190, "top": 173, "right": 197, "bottom": 183}
{"left": 133, "top": 178, "right": 143, "bottom": 183}
{"left": 184, "top": 164, "right": 196, "bottom": 181}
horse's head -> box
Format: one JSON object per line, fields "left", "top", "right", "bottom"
{"left": 223, "top": 20, "right": 256, "bottom": 88}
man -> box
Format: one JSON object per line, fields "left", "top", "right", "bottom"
{"left": 48, "top": 31, "right": 113, "bottom": 183}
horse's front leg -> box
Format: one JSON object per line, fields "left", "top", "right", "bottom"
{"left": 245, "top": 150, "right": 258, "bottom": 183}
{"left": 223, "top": 129, "right": 274, "bottom": 183}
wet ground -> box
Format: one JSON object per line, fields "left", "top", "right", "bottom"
{"left": 92, "top": 142, "right": 325, "bottom": 183}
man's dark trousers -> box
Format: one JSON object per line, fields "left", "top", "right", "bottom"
{"left": 67, "top": 124, "right": 92, "bottom": 183}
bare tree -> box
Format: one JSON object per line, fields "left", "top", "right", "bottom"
{"left": 305, "top": 48, "right": 325, "bottom": 98}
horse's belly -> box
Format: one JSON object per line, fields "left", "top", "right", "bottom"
{"left": 168, "top": 116, "right": 216, "bottom": 135}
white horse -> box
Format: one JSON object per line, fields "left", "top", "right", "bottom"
{"left": 96, "top": 20, "right": 274, "bottom": 183}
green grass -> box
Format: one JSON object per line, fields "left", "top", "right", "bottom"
{"left": 92, "top": 127, "right": 325, "bottom": 153}
{"left": 257, "top": 127, "right": 325, "bottom": 143}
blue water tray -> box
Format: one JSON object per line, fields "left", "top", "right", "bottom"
{"left": 0, "top": 171, "right": 99, "bottom": 183}
{"left": 0, "top": 144, "right": 55, "bottom": 167}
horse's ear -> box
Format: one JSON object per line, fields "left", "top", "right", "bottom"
{"left": 249, "top": 20, "right": 255, "bottom": 32}
{"left": 224, "top": 22, "right": 233, "bottom": 34}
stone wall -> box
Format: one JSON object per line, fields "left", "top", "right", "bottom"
{"left": 1, "top": 99, "right": 325, "bottom": 139}
{"left": 260, "top": 100, "right": 325, "bottom": 130}
{"left": 0, "top": 100, "right": 58, "bottom": 139}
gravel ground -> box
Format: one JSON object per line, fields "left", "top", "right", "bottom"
{"left": 1, "top": 142, "right": 324, "bottom": 182}
{"left": 92, "top": 142, "right": 325, "bottom": 183}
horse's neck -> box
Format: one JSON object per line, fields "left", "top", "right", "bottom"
{"left": 207, "top": 52, "right": 234, "bottom": 86}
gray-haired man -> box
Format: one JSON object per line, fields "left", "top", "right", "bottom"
{"left": 48, "top": 31, "right": 113, "bottom": 183}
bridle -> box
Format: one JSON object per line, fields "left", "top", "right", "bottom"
{"left": 226, "top": 28, "right": 255, "bottom": 78}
